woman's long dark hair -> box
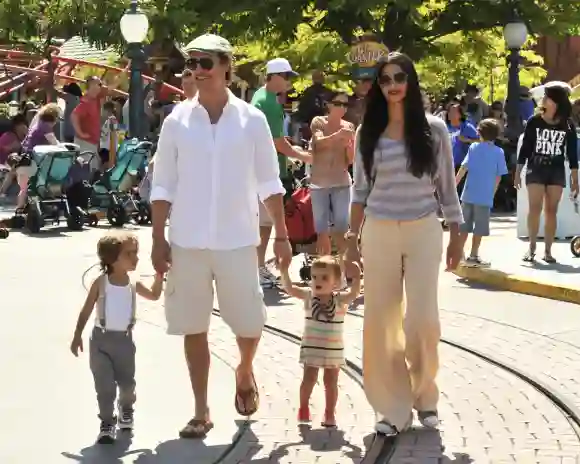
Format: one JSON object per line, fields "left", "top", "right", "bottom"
{"left": 544, "top": 85, "right": 573, "bottom": 129}
{"left": 359, "top": 53, "right": 436, "bottom": 180}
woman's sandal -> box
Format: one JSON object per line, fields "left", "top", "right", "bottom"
{"left": 235, "top": 372, "right": 260, "bottom": 417}
{"left": 543, "top": 254, "right": 557, "bottom": 264}
{"left": 522, "top": 250, "right": 536, "bottom": 262}
{"left": 179, "top": 418, "right": 214, "bottom": 439}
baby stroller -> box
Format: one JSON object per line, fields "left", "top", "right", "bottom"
{"left": 19, "top": 144, "right": 92, "bottom": 233}
{"left": 87, "top": 140, "right": 153, "bottom": 227}
{"left": 284, "top": 177, "right": 317, "bottom": 281}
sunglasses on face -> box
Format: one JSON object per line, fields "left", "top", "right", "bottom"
{"left": 185, "top": 57, "right": 215, "bottom": 71}
{"left": 378, "top": 71, "right": 407, "bottom": 86}
{"left": 330, "top": 101, "right": 349, "bottom": 108}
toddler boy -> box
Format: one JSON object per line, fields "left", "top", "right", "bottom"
{"left": 455, "top": 118, "right": 508, "bottom": 266}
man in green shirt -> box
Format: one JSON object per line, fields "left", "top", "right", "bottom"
{"left": 251, "top": 57, "right": 310, "bottom": 287}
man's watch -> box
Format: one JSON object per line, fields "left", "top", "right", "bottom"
{"left": 345, "top": 231, "right": 359, "bottom": 241}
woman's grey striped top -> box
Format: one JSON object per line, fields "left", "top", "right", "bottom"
{"left": 352, "top": 114, "right": 463, "bottom": 223}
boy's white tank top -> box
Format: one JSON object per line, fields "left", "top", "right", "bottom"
{"left": 95, "top": 278, "right": 134, "bottom": 331}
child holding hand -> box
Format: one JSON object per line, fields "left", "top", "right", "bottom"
{"left": 70, "top": 232, "right": 164, "bottom": 444}
{"left": 279, "top": 256, "right": 361, "bottom": 427}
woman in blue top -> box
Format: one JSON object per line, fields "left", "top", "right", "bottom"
{"left": 445, "top": 101, "right": 479, "bottom": 170}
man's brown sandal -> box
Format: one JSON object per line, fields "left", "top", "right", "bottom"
{"left": 179, "top": 418, "right": 214, "bottom": 439}
{"left": 234, "top": 372, "right": 259, "bottom": 416}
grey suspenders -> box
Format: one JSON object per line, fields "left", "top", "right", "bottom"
{"left": 96, "top": 275, "right": 137, "bottom": 332}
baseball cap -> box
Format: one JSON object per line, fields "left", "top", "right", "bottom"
{"left": 183, "top": 34, "right": 233, "bottom": 55}
{"left": 266, "top": 58, "right": 298, "bottom": 76}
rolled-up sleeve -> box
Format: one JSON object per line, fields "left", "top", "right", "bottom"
{"left": 351, "top": 127, "right": 370, "bottom": 204}
{"left": 432, "top": 120, "right": 463, "bottom": 223}
{"left": 150, "top": 117, "right": 178, "bottom": 203}
{"left": 251, "top": 112, "right": 285, "bottom": 201}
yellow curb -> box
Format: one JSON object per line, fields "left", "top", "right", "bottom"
{"left": 453, "top": 265, "right": 580, "bottom": 305}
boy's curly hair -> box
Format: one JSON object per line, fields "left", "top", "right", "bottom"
{"left": 97, "top": 232, "right": 138, "bottom": 275}
{"left": 311, "top": 255, "right": 342, "bottom": 280}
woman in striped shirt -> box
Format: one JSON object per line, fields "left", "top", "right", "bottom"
{"left": 345, "top": 52, "right": 463, "bottom": 436}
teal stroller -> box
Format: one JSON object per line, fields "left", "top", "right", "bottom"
{"left": 87, "top": 141, "right": 153, "bottom": 227}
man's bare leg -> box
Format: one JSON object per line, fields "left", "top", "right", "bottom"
{"left": 235, "top": 336, "right": 261, "bottom": 413}
{"left": 184, "top": 333, "right": 211, "bottom": 419}
{"left": 257, "top": 226, "right": 272, "bottom": 267}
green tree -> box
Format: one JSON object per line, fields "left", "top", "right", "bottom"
{"left": 220, "top": 0, "right": 580, "bottom": 60}
{"left": 416, "top": 29, "right": 546, "bottom": 101}
{"left": 236, "top": 24, "right": 351, "bottom": 93}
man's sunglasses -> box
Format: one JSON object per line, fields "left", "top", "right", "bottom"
{"left": 378, "top": 72, "right": 407, "bottom": 86}
{"left": 185, "top": 57, "right": 215, "bottom": 71}
{"left": 271, "top": 72, "right": 294, "bottom": 80}
{"left": 330, "top": 100, "right": 349, "bottom": 108}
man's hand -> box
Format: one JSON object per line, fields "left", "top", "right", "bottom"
{"left": 70, "top": 336, "right": 83, "bottom": 357}
{"left": 151, "top": 236, "right": 171, "bottom": 274}
{"left": 273, "top": 238, "right": 293, "bottom": 270}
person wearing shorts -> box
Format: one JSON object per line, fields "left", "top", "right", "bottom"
{"left": 456, "top": 119, "right": 507, "bottom": 266}
{"left": 515, "top": 83, "right": 579, "bottom": 263}
{"left": 150, "top": 34, "right": 292, "bottom": 439}
{"left": 251, "top": 57, "right": 310, "bottom": 287}
{"left": 309, "top": 92, "right": 355, "bottom": 260}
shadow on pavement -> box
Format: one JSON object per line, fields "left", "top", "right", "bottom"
{"left": 398, "top": 428, "right": 473, "bottom": 463}
{"left": 131, "top": 420, "right": 249, "bottom": 463}
{"left": 528, "top": 260, "right": 580, "bottom": 274}
{"left": 263, "top": 287, "right": 293, "bottom": 307}
{"left": 61, "top": 432, "right": 146, "bottom": 463}
{"left": 246, "top": 423, "right": 363, "bottom": 463}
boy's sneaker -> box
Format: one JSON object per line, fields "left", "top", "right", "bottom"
{"left": 118, "top": 408, "right": 134, "bottom": 430}
{"left": 464, "top": 256, "right": 490, "bottom": 268}
{"left": 97, "top": 421, "right": 116, "bottom": 444}
{"left": 259, "top": 266, "right": 277, "bottom": 287}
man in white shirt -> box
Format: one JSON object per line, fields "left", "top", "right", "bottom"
{"left": 150, "top": 34, "right": 292, "bottom": 439}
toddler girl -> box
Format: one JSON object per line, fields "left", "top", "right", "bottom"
{"left": 70, "top": 231, "right": 164, "bottom": 444}
{"left": 280, "top": 255, "right": 361, "bottom": 427}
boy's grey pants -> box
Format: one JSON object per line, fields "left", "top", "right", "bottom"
{"left": 89, "top": 327, "right": 136, "bottom": 423}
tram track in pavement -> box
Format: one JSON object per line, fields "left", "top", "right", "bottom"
{"left": 345, "top": 310, "right": 580, "bottom": 461}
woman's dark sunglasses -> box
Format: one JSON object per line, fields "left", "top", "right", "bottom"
{"left": 378, "top": 72, "right": 407, "bottom": 86}
{"left": 330, "top": 100, "right": 349, "bottom": 107}
{"left": 185, "top": 57, "right": 214, "bottom": 71}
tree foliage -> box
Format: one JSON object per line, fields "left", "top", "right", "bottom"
{"left": 1, "top": 0, "right": 579, "bottom": 60}
{"left": 230, "top": 0, "right": 580, "bottom": 59}
{"left": 416, "top": 29, "right": 546, "bottom": 101}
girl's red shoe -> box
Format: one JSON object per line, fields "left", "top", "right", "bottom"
{"left": 297, "top": 407, "right": 311, "bottom": 423}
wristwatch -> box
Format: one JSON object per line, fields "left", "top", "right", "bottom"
{"left": 345, "top": 231, "right": 359, "bottom": 241}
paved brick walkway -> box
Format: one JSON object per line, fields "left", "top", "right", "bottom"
{"left": 3, "top": 226, "right": 580, "bottom": 462}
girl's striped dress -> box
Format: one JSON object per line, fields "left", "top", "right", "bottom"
{"left": 299, "top": 290, "right": 346, "bottom": 368}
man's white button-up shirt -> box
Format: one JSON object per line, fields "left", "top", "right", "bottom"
{"left": 150, "top": 90, "right": 285, "bottom": 250}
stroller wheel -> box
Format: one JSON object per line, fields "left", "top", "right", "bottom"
{"left": 0, "top": 228, "right": 9, "bottom": 239}
{"left": 135, "top": 203, "right": 151, "bottom": 225}
{"left": 88, "top": 214, "right": 99, "bottom": 227}
{"left": 571, "top": 236, "right": 580, "bottom": 257}
{"left": 107, "top": 205, "right": 127, "bottom": 228}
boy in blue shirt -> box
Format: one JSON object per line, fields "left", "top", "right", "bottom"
{"left": 455, "top": 119, "right": 508, "bottom": 266}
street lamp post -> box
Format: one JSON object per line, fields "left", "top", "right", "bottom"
{"left": 503, "top": 21, "right": 528, "bottom": 144}
{"left": 120, "top": 0, "right": 149, "bottom": 139}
